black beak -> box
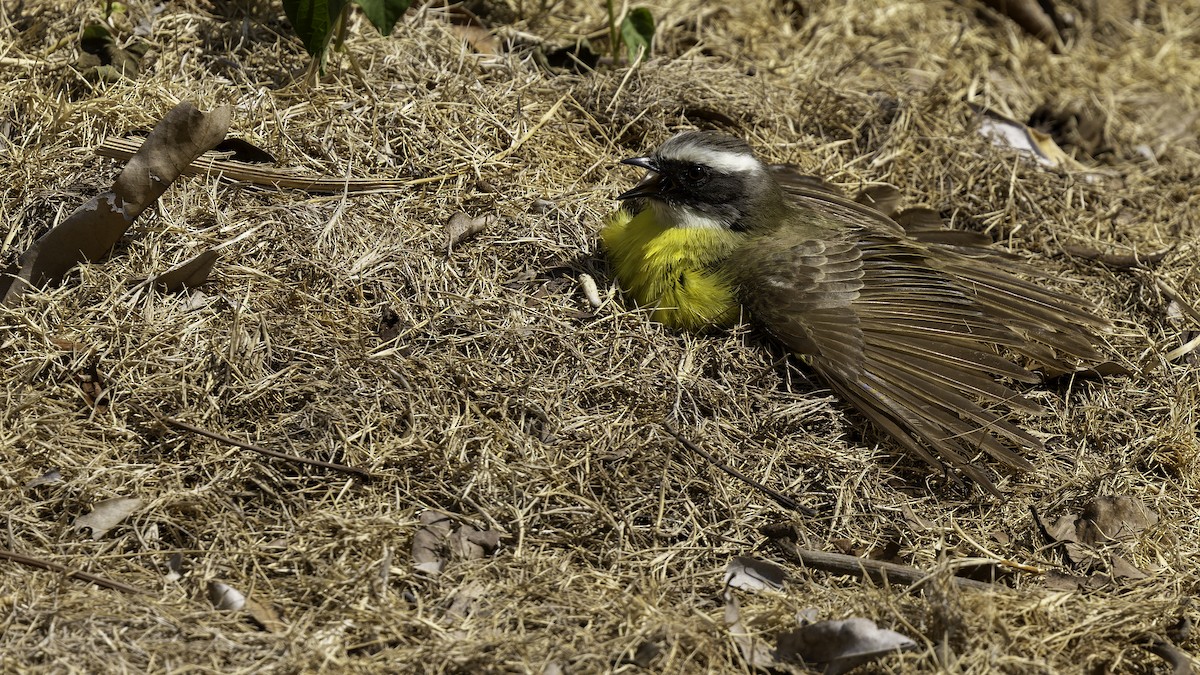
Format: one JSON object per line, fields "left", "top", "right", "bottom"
{"left": 617, "top": 156, "right": 663, "bottom": 201}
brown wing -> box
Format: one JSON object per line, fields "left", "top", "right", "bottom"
{"left": 734, "top": 206, "right": 1106, "bottom": 495}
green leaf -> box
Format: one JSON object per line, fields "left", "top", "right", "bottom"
{"left": 353, "top": 0, "right": 413, "bottom": 36}
{"left": 282, "top": 0, "right": 347, "bottom": 58}
{"left": 619, "top": 7, "right": 654, "bottom": 63}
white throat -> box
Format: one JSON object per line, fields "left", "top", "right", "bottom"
{"left": 651, "top": 200, "right": 727, "bottom": 230}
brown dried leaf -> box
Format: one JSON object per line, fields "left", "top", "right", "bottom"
{"left": 448, "top": 525, "right": 501, "bottom": 561}
{"left": 1, "top": 102, "right": 231, "bottom": 304}
{"left": 152, "top": 250, "right": 219, "bottom": 292}
{"left": 412, "top": 510, "right": 454, "bottom": 574}
{"left": 451, "top": 24, "right": 499, "bottom": 55}
{"left": 207, "top": 580, "right": 245, "bottom": 610}
{"left": 724, "top": 556, "right": 787, "bottom": 592}
{"left": 444, "top": 580, "right": 488, "bottom": 621}
{"left": 25, "top": 469, "right": 63, "bottom": 489}
{"left": 775, "top": 617, "right": 917, "bottom": 675}
{"left": 1077, "top": 496, "right": 1158, "bottom": 545}
{"left": 244, "top": 596, "right": 286, "bottom": 633}
{"left": 444, "top": 212, "right": 495, "bottom": 252}
{"left": 1036, "top": 497, "right": 1157, "bottom": 576}
{"left": 74, "top": 496, "right": 142, "bottom": 539}
{"left": 724, "top": 591, "right": 776, "bottom": 669}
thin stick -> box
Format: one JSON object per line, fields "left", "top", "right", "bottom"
{"left": 96, "top": 137, "right": 455, "bottom": 193}
{"left": 159, "top": 416, "right": 373, "bottom": 481}
{"left": 770, "top": 538, "right": 998, "bottom": 591}
{"left": 661, "top": 422, "right": 816, "bottom": 516}
{"left": 0, "top": 549, "right": 148, "bottom": 595}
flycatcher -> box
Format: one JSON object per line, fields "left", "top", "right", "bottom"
{"left": 602, "top": 131, "right": 1107, "bottom": 495}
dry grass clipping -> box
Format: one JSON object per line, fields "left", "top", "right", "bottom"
{"left": 1, "top": 0, "right": 1198, "bottom": 672}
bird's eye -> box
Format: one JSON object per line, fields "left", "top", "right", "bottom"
{"left": 685, "top": 165, "right": 709, "bottom": 183}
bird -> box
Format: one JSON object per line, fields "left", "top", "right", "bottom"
{"left": 601, "top": 131, "right": 1108, "bottom": 496}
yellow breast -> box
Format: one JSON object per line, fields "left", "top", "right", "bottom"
{"left": 600, "top": 208, "right": 742, "bottom": 331}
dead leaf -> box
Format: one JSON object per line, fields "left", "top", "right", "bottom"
{"left": 165, "top": 552, "right": 184, "bottom": 582}
{"left": 450, "top": 24, "right": 499, "bottom": 55}
{"left": 151, "top": 250, "right": 219, "bottom": 292}
{"left": 725, "top": 556, "right": 787, "bottom": 593}
{"left": 444, "top": 212, "right": 494, "bottom": 252}
{"left": 412, "top": 510, "right": 454, "bottom": 574}
{"left": 977, "top": 109, "right": 1078, "bottom": 169}
{"left": 25, "top": 468, "right": 63, "bottom": 489}
{"left": 1036, "top": 497, "right": 1158, "bottom": 579}
{"left": 74, "top": 496, "right": 142, "bottom": 539}
{"left": 205, "top": 579, "right": 284, "bottom": 632}
{"left": 1, "top": 102, "right": 231, "bottom": 305}
{"left": 724, "top": 591, "right": 776, "bottom": 669}
{"left": 444, "top": 580, "right": 488, "bottom": 621}
{"left": 212, "top": 137, "right": 276, "bottom": 164}
{"left": 972, "top": 0, "right": 1062, "bottom": 47}
{"left": 775, "top": 617, "right": 917, "bottom": 675}
{"left": 76, "top": 361, "right": 107, "bottom": 412}
{"left": 207, "top": 580, "right": 245, "bottom": 610}
{"left": 244, "top": 596, "right": 286, "bottom": 633}
{"left": 1077, "top": 496, "right": 1158, "bottom": 545}
{"left": 447, "top": 525, "right": 501, "bottom": 561}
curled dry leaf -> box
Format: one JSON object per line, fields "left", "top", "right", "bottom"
{"left": 971, "top": 0, "right": 1061, "bottom": 47}
{"left": 206, "top": 579, "right": 285, "bottom": 632}
{"left": 447, "top": 525, "right": 501, "bottom": 561}
{"left": 25, "top": 468, "right": 63, "bottom": 489}
{"left": 1, "top": 101, "right": 231, "bottom": 304}
{"left": 724, "top": 556, "right": 787, "bottom": 593}
{"left": 207, "top": 580, "right": 246, "bottom": 610}
{"left": 775, "top": 617, "right": 917, "bottom": 675}
{"left": 723, "top": 591, "right": 776, "bottom": 669}
{"left": 1037, "top": 496, "right": 1158, "bottom": 578}
{"left": 244, "top": 596, "right": 286, "bottom": 633}
{"left": 1076, "top": 496, "right": 1158, "bottom": 544}
{"left": 165, "top": 552, "right": 184, "bottom": 582}
{"left": 444, "top": 580, "right": 489, "bottom": 622}
{"left": 445, "top": 212, "right": 495, "bottom": 252}
{"left": 412, "top": 511, "right": 501, "bottom": 572}
{"left": 977, "top": 109, "right": 1076, "bottom": 169}
{"left": 74, "top": 496, "right": 142, "bottom": 539}
{"left": 412, "top": 510, "right": 455, "bottom": 574}
{"left": 152, "top": 250, "right": 219, "bottom": 292}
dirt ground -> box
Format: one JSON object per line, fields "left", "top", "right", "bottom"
{"left": 1, "top": 0, "right": 1198, "bottom": 672}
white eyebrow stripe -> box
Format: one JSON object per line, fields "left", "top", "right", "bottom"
{"left": 667, "top": 146, "right": 762, "bottom": 174}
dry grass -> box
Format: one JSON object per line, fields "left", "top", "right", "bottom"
{"left": 1, "top": 0, "right": 1198, "bottom": 672}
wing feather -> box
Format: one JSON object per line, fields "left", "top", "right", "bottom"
{"left": 731, "top": 201, "right": 1106, "bottom": 493}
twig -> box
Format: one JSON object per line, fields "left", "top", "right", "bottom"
{"left": 96, "top": 137, "right": 455, "bottom": 193}
{"left": 158, "top": 415, "right": 373, "bottom": 481}
{"left": 661, "top": 422, "right": 816, "bottom": 516}
{"left": 0, "top": 549, "right": 148, "bottom": 595}
{"left": 770, "top": 538, "right": 998, "bottom": 591}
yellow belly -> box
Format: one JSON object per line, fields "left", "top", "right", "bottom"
{"left": 600, "top": 209, "right": 741, "bottom": 332}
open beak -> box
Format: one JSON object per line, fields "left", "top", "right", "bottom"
{"left": 617, "top": 156, "right": 663, "bottom": 201}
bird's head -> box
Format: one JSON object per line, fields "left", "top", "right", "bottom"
{"left": 617, "top": 131, "right": 783, "bottom": 231}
